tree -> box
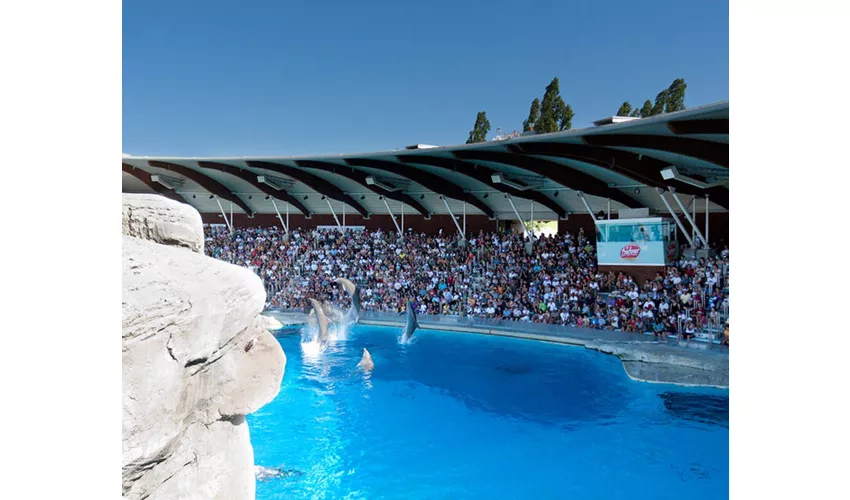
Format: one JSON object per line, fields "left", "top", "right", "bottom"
{"left": 616, "top": 101, "right": 633, "bottom": 117}
{"left": 648, "top": 89, "right": 668, "bottom": 116}
{"left": 560, "top": 102, "right": 574, "bottom": 131}
{"left": 665, "top": 78, "right": 687, "bottom": 112}
{"left": 522, "top": 98, "right": 540, "bottom": 132}
{"left": 638, "top": 99, "right": 653, "bottom": 118}
{"left": 466, "top": 111, "right": 491, "bottom": 144}
{"left": 534, "top": 77, "right": 574, "bottom": 133}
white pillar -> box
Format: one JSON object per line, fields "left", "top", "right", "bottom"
{"left": 442, "top": 197, "right": 465, "bottom": 239}
{"left": 705, "top": 194, "right": 710, "bottom": 248}
{"left": 270, "top": 198, "right": 289, "bottom": 234}
{"left": 325, "top": 198, "right": 342, "bottom": 228}
{"left": 669, "top": 190, "right": 708, "bottom": 247}
{"left": 656, "top": 189, "right": 695, "bottom": 248}
{"left": 463, "top": 202, "right": 466, "bottom": 238}
{"left": 505, "top": 194, "right": 530, "bottom": 239}
{"left": 607, "top": 198, "right": 611, "bottom": 220}
{"left": 382, "top": 197, "right": 402, "bottom": 237}
{"left": 401, "top": 202, "right": 404, "bottom": 238}
{"left": 530, "top": 201, "right": 534, "bottom": 237}
{"left": 216, "top": 197, "right": 233, "bottom": 234}
{"left": 286, "top": 201, "right": 289, "bottom": 231}
{"left": 342, "top": 202, "right": 346, "bottom": 229}
{"left": 691, "top": 195, "right": 696, "bottom": 246}
{"left": 230, "top": 201, "right": 234, "bottom": 229}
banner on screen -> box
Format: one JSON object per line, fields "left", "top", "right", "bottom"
{"left": 594, "top": 218, "right": 675, "bottom": 266}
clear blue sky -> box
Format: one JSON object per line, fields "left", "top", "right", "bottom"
{"left": 123, "top": 0, "right": 728, "bottom": 157}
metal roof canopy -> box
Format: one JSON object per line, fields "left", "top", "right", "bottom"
{"left": 122, "top": 101, "right": 729, "bottom": 221}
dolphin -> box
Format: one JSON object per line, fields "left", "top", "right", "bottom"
{"left": 322, "top": 300, "right": 344, "bottom": 324}
{"left": 255, "top": 465, "right": 304, "bottom": 481}
{"left": 308, "top": 298, "right": 330, "bottom": 342}
{"left": 401, "top": 300, "right": 419, "bottom": 343}
{"left": 335, "top": 277, "right": 361, "bottom": 322}
{"left": 357, "top": 348, "right": 374, "bottom": 371}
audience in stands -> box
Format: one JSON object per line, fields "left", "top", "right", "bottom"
{"left": 205, "top": 225, "right": 729, "bottom": 337}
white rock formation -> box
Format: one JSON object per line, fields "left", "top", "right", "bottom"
{"left": 122, "top": 193, "right": 205, "bottom": 253}
{"left": 122, "top": 195, "right": 285, "bottom": 499}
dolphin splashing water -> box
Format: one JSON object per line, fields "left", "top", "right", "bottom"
{"left": 308, "top": 298, "right": 331, "bottom": 342}
{"left": 335, "top": 277, "right": 361, "bottom": 323}
{"left": 401, "top": 300, "right": 420, "bottom": 343}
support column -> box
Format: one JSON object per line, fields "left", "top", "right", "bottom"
{"left": 505, "top": 194, "right": 531, "bottom": 239}
{"left": 342, "top": 203, "right": 346, "bottom": 230}
{"left": 692, "top": 195, "right": 697, "bottom": 246}
{"left": 669, "top": 190, "right": 708, "bottom": 247}
{"left": 656, "top": 188, "right": 695, "bottom": 248}
{"left": 530, "top": 201, "right": 534, "bottom": 238}
{"left": 607, "top": 198, "right": 611, "bottom": 220}
{"left": 216, "top": 197, "right": 233, "bottom": 234}
{"left": 230, "top": 201, "right": 233, "bottom": 229}
{"left": 705, "top": 194, "right": 710, "bottom": 248}
{"left": 401, "top": 202, "right": 404, "bottom": 238}
{"left": 382, "top": 197, "right": 403, "bottom": 238}
{"left": 575, "top": 191, "right": 596, "bottom": 218}
{"left": 441, "top": 196, "right": 465, "bottom": 240}
{"left": 325, "top": 198, "right": 342, "bottom": 229}
{"left": 270, "top": 198, "right": 289, "bottom": 234}
{"left": 463, "top": 202, "right": 466, "bottom": 238}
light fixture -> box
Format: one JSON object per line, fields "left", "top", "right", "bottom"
{"left": 379, "top": 195, "right": 384, "bottom": 201}
{"left": 554, "top": 191, "right": 559, "bottom": 197}
{"left": 420, "top": 194, "right": 424, "bottom": 199}
{"left": 634, "top": 188, "right": 641, "bottom": 195}
{"left": 360, "top": 195, "right": 365, "bottom": 200}
{"left": 192, "top": 194, "right": 196, "bottom": 199}
{"left": 365, "top": 176, "right": 400, "bottom": 192}
{"left": 209, "top": 195, "right": 214, "bottom": 199}
{"left": 248, "top": 196, "right": 252, "bottom": 200}
{"left": 490, "top": 173, "right": 540, "bottom": 191}
{"left": 321, "top": 196, "right": 327, "bottom": 200}
{"left": 303, "top": 195, "right": 308, "bottom": 200}
{"left": 265, "top": 195, "right": 270, "bottom": 200}
{"left": 659, "top": 166, "right": 726, "bottom": 188}
{"left": 483, "top": 193, "right": 489, "bottom": 198}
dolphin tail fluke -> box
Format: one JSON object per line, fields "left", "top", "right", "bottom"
{"left": 335, "top": 277, "right": 357, "bottom": 297}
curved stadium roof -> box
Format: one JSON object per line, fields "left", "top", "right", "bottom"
{"left": 122, "top": 101, "right": 728, "bottom": 221}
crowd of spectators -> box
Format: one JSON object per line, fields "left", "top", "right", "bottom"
{"left": 205, "top": 225, "right": 729, "bottom": 338}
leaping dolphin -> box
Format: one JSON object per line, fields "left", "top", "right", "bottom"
{"left": 357, "top": 348, "right": 374, "bottom": 372}
{"left": 335, "top": 277, "right": 361, "bottom": 322}
{"left": 308, "top": 298, "right": 330, "bottom": 342}
{"left": 402, "top": 300, "right": 419, "bottom": 343}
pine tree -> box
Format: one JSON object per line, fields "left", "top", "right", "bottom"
{"left": 616, "top": 102, "right": 633, "bottom": 117}
{"left": 466, "top": 111, "right": 491, "bottom": 144}
{"left": 522, "top": 98, "right": 541, "bottom": 132}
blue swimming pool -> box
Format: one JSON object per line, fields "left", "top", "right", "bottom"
{"left": 248, "top": 325, "right": 729, "bottom": 499}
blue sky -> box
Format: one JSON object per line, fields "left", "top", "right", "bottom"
{"left": 123, "top": 0, "right": 728, "bottom": 157}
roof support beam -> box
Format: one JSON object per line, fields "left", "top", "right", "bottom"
{"left": 451, "top": 150, "right": 641, "bottom": 208}
{"left": 581, "top": 134, "right": 728, "bottom": 168}
{"left": 508, "top": 142, "right": 728, "bottom": 209}
{"left": 396, "top": 154, "right": 567, "bottom": 219}
{"left": 148, "top": 160, "right": 254, "bottom": 216}
{"left": 345, "top": 157, "right": 495, "bottom": 218}
{"left": 197, "top": 161, "right": 311, "bottom": 216}
{"left": 667, "top": 118, "right": 729, "bottom": 135}
{"left": 122, "top": 163, "right": 186, "bottom": 203}
{"left": 294, "top": 160, "right": 429, "bottom": 216}
{"left": 669, "top": 189, "right": 708, "bottom": 247}
{"left": 246, "top": 161, "right": 369, "bottom": 218}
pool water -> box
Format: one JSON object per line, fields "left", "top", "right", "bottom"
{"left": 248, "top": 325, "right": 729, "bottom": 499}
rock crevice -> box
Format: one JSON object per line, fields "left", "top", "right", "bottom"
{"left": 122, "top": 194, "right": 285, "bottom": 500}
